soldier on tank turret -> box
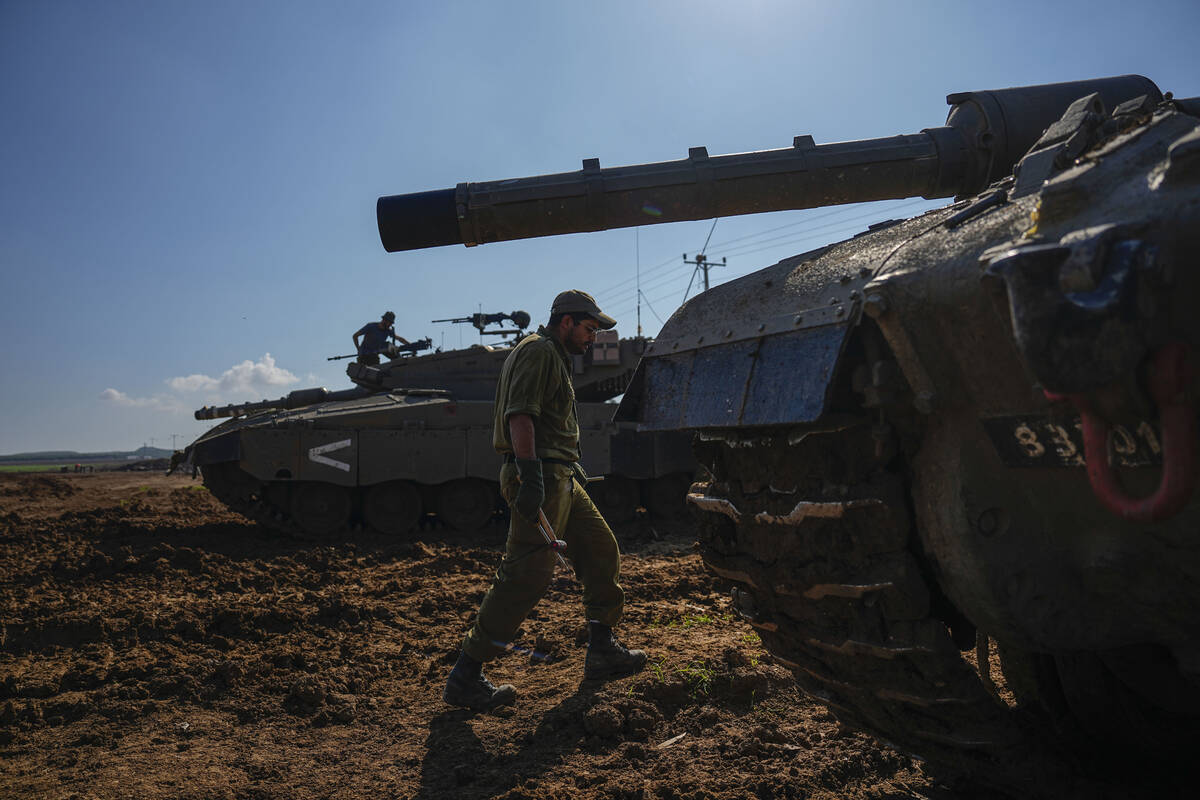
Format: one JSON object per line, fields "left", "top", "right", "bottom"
{"left": 443, "top": 290, "right": 648, "bottom": 710}
{"left": 353, "top": 310, "right": 410, "bottom": 365}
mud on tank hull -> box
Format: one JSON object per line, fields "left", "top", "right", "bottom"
{"left": 186, "top": 390, "right": 694, "bottom": 538}
{"left": 622, "top": 108, "right": 1200, "bottom": 779}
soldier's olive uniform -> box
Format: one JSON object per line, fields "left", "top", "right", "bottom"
{"left": 461, "top": 326, "right": 625, "bottom": 662}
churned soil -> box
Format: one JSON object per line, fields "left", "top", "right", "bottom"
{"left": 0, "top": 472, "right": 1181, "bottom": 799}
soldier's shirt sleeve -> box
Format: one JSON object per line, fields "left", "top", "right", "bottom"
{"left": 502, "top": 343, "right": 558, "bottom": 420}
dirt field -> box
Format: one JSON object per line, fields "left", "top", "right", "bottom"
{"left": 0, "top": 472, "right": 1185, "bottom": 799}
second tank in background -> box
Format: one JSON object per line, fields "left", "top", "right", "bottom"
{"left": 180, "top": 313, "right": 695, "bottom": 537}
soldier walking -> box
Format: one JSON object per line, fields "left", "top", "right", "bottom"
{"left": 443, "top": 290, "right": 647, "bottom": 709}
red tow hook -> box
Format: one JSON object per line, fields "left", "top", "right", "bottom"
{"left": 1045, "top": 342, "right": 1197, "bottom": 522}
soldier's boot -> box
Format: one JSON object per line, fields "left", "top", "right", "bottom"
{"left": 442, "top": 651, "right": 517, "bottom": 710}
{"left": 584, "top": 621, "right": 647, "bottom": 680}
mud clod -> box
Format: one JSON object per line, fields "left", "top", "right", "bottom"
{"left": 584, "top": 704, "right": 624, "bottom": 739}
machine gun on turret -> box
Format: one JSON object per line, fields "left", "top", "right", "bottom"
{"left": 431, "top": 310, "right": 531, "bottom": 338}
{"left": 328, "top": 337, "right": 433, "bottom": 361}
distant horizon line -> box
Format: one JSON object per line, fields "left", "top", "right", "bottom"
{"left": 0, "top": 445, "right": 176, "bottom": 462}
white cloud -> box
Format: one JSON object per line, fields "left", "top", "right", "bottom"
{"left": 165, "top": 353, "right": 299, "bottom": 395}
{"left": 101, "top": 354, "right": 301, "bottom": 415}
{"left": 100, "top": 388, "right": 185, "bottom": 413}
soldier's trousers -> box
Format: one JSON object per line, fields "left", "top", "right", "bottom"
{"left": 461, "top": 462, "right": 625, "bottom": 663}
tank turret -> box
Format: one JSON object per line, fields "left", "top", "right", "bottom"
{"left": 374, "top": 76, "right": 1200, "bottom": 785}
{"left": 340, "top": 310, "right": 645, "bottom": 402}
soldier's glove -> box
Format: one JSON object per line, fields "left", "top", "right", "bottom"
{"left": 513, "top": 458, "right": 544, "bottom": 522}
{"left": 571, "top": 462, "right": 588, "bottom": 487}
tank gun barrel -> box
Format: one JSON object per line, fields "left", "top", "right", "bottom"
{"left": 378, "top": 76, "right": 1160, "bottom": 252}
{"left": 194, "top": 387, "right": 371, "bottom": 421}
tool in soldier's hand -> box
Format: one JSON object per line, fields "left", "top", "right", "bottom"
{"left": 569, "top": 462, "right": 604, "bottom": 486}
{"left": 536, "top": 508, "right": 570, "bottom": 571}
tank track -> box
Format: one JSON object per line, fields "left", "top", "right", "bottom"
{"left": 200, "top": 462, "right": 326, "bottom": 539}
{"left": 690, "top": 425, "right": 1057, "bottom": 785}
{"left": 200, "top": 461, "right": 692, "bottom": 540}
{"left": 200, "top": 462, "right": 487, "bottom": 540}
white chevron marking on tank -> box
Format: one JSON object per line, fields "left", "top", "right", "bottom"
{"left": 308, "top": 439, "right": 352, "bottom": 472}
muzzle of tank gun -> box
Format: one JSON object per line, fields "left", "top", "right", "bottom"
{"left": 377, "top": 76, "right": 1160, "bottom": 253}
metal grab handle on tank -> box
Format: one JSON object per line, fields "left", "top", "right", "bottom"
{"left": 1045, "top": 342, "right": 1197, "bottom": 522}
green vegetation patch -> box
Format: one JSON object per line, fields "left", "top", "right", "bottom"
{"left": 648, "top": 611, "right": 733, "bottom": 630}
{"left": 676, "top": 660, "right": 715, "bottom": 696}
{"left": 0, "top": 464, "right": 73, "bottom": 473}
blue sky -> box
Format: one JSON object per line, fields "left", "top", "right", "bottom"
{"left": 2, "top": 0, "right": 1198, "bottom": 453}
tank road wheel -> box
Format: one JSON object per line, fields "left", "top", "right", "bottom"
{"left": 690, "top": 427, "right": 1036, "bottom": 784}
{"left": 588, "top": 474, "right": 637, "bottom": 524}
{"left": 643, "top": 472, "right": 693, "bottom": 520}
{"left": 201, "top": 461, "right": 260, "bottom": 506}
{"left": 289, "top": 481, "right": 352, "bottom": 537}
{"left": 201, "top": 462, "right": 291, "bottom": 532}
{"left": 436, "top": 478, "right": 497, "bottom": 531}
{"left": 364, "top": 480, "right": 422, "bottom": 536}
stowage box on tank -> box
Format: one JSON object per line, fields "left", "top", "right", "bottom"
{"left": 181, "top": 323, "right": 695, "bottom": 537}
{"left": 376, "top": 76, "right": 1200, "bottom": 781}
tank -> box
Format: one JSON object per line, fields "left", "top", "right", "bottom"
{"left": 376, "top": 76, "right": 1200, "bottom": 776}
{"left": 179, "top": 314, "right": 695, "bottom": 537}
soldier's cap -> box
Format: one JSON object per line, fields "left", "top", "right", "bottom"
{"left": 382, "top": 310, "right": 396, "bottom": 321}
{"left": 550, "top": 290, "right": 616, "bottom": 330}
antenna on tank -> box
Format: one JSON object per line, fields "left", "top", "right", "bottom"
{"left": 636, "top": 227, "right": 642, "bottom": 337}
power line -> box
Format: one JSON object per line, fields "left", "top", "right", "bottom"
{"left": 639, "top": 290, "right": 665, "bottom": 325}
{"left": 608, "top": 205, "right": 938, "bottom": 323}
{"left": 596, "top": 210, "right": 825, "bottom": 301}
{"left": 612, "top": 218, "right": 862, "bottom": 315}
{"left": 605, "top": 197, "right": 948, "bottom": 326}
{"left": 699, "top": 200, "right": 905, "bottom": 252}
{"left": 714, "top": 198, "right": 937, "bottom": 260}
{"left": 594, "top": 198, "right": 935, "bottom": 305}
{"left": 593, "top": 250, "right": 684, "bottom": 301}
{"left": 600, "top": 260, "right": 697, "bottom": 309}
{"left": 699, "top": 218, "right": 718, "bottom": 255}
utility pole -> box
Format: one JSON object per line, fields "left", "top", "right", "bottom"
{"left": 682, "top": 252, "right": 727, "bottom": 298}
{"left": 681, "top": 218, "right": 725, "bottom": 303}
